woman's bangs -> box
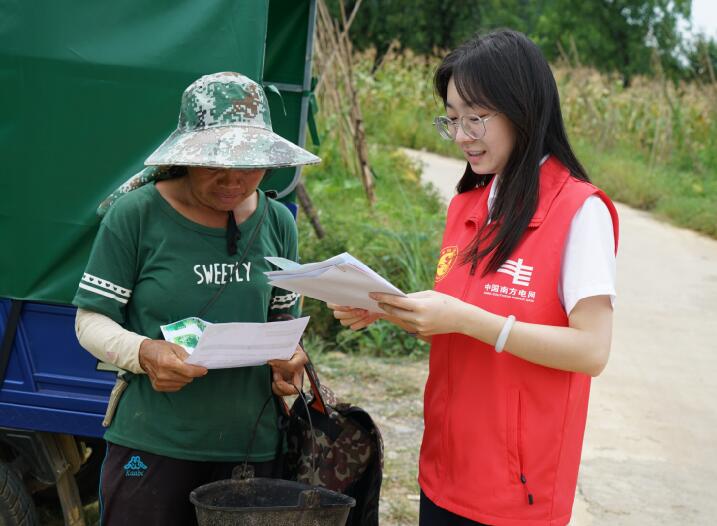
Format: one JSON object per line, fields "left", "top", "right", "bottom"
{"left": 452, "top": 63, "right": 497, "bottom": 112}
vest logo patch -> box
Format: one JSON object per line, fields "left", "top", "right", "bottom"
{"left": 435, "top": 246, "right": 458, "bottom": 282}
{"left": 497, "top": 258, "right": 533, "bottom": 286}
{"left": 123, "top": 455, "right": 148, "bottom": 477}
{"left": 485, "top": 257, "right": 537, "bottom": 302}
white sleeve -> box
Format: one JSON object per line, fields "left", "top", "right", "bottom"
{"left": 558, "top": 196, "right": 617, "bottom": 315}
{"left": 75, "top": 308, "right": 148, "bottom": 374}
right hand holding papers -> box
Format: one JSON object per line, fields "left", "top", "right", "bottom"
{"left": 264, "top": 252, "right": 406, "bottom": 312}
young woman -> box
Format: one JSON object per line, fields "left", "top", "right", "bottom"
{"left": 330, "top": 30, "right": 619, "bottom": 525}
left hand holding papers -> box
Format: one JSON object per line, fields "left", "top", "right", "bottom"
{"left": 160, "top": 316, "right": 310, "bottom": 369}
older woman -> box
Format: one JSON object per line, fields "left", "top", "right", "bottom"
{"left": 73, "top": 72, "right": 319, "bottom": 526}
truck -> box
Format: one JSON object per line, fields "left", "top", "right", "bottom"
{"left": 0, "top": 1, "right": 318, "bottom": 523}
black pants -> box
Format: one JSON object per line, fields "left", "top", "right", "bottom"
{"left": 419, "top": 491, "right": 491, "bottom": 526}
{"left": 99, "top": 442, "right": 279, "bottom": 526}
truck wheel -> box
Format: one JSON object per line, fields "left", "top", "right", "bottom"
{"left": 0, "top": 462, "right": 37, "bottom": 526}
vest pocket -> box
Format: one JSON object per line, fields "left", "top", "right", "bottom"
{"left": 507, "top": 388, "right": 534, "bottom": 505}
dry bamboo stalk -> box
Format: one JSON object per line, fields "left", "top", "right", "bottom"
{"left": 314, "top": 5, "right": 346, "bottom": 144}
{"left": 313, "top": 0, "right": 375, "bottom": 205}
{"left": 316, "top": 11, "right": 358, "bottom": 177}
{"left": 556, "top": 40, "right": 571, "bottom": 66}
{"left": 296, "top": 181, "right": 325, "bottom": 239}
{"left": 338, "top": 0, "right": 375, "bottom": 204}
{"left": 371, "top": 39, "right": 399, "bottom": 73}
{"left": 314, "top": 0, "right": 364, "bottom": 94}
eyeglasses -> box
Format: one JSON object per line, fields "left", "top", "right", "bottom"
{"left": 433, "top": 113, "right": 499, "bottom": 141}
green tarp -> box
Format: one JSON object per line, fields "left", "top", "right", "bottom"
{"left": 0, "top": 0, "right": 315, "bottom": 304}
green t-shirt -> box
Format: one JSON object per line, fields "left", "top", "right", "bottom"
{"left": 73, "top": 183, "right": 301, "bottom": 461}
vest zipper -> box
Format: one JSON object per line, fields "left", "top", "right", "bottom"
{"left": 520, "top": 473, "right": 534, "bottom": 505}
{"left": 517, "top": 394, "right": 534, "bottom": 505}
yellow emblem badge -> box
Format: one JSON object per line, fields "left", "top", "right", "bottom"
{"left": 435, "top": 246, "right": 458, "bottom": 283}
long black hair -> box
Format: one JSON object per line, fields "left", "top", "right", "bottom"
{"left": 434, "top": 29, "right": 589, "bottom": 274}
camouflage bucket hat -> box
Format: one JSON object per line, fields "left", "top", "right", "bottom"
{"left": 146, "top": 71, "right": 320, "bottom": 169}
{"left": 97, "top": 72, "right": 320, "bottom": 215}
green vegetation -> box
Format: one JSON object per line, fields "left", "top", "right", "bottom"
{"left": 354, "top": 50, "right": 717, "bottom": 237}
{"left": 298, "top": 136, "right": 445, "bottom": 356}
{"left": 355, "top": 49, "right": 456, "bottom": 157}
{"left": 575, "top": 140, "right": 717, "bottom": 236}
{"left": 557, "top": 67, "right": 717, "bottom": 236}
{"left": 300, "top": 47, "right": 716, "bottom": 355}
{"left": 331, "top": 0, "right": 711, "bottom": 85}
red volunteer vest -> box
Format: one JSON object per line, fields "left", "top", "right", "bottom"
{"left": 420, "top": 157, "right": 619, "bottom": 526}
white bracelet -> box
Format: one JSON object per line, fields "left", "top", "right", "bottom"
{"left": 495, "top": 315, "right": 516, "bottom": 353}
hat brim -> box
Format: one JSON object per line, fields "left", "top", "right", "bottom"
{"left": 145, "top": 125, "right": 320, "bottom": 169}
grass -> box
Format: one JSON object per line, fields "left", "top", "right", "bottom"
{"left": 351, "top": 49, "right": 717, "bottom": 239}
{"left": 575, "top": 139, "right": 717, "bottom": 237}
{"left": 355, "top": 49, "right": 457, "bottom": 158}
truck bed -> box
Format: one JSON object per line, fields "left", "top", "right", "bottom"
{"left": 0, "top": 300, "right": 115, "bottom": 438}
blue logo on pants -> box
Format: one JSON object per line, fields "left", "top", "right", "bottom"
{"left": 123, "top": 455, "right": 148, "bottom": 477}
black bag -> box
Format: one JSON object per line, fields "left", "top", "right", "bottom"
{"left": 279, "top": 358, "right": 383, "bottom": 526}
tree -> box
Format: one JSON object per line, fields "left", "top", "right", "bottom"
{"left": 533, "top": 0, "right": 692, "bottom": 85}
{"left": 330, "top": 0, "right": 695, "bottom": 83}
{"left": 334, "top": 0, "right": 483, "bottom": 59}
{"left": 685, "top": 34, "right": 717, "bottom": 84}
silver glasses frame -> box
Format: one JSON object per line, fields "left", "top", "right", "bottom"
{"left": 433, "top": 113, "right": 499, "bottom": 141}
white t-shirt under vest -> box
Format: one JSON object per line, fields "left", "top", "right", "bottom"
{"left": 488, "top": 174, "right": 616, "bottom": 315}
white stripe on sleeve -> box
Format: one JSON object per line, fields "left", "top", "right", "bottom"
{"left": 79, "top": 273, "right": 132, "bottom": 304}
{"left": 78, "top": 283, "right": 129, "bottom": 304}
{"left": 81, "top": 273, "right": 132, "bottom": 298}
{"left": 270, "top": 292, "right": 300, "bottom": 310}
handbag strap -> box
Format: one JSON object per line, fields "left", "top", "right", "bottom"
{"left": 303, "top": 355, "right": 334, "bottom": 416}
{"left": 240, "top": 382, "right": 317, "bottom": 480}
{"left": 273, "top": 351, "right": 332, "bottom": 417}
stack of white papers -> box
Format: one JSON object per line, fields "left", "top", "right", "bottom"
{"left": 160, "top": 316, "right": 310, "bottom": 369}
{"left": 264, "top": 252, "right": 405, "bottom": 312}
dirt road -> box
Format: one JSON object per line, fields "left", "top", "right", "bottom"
{"left": 402, "top": 148, "right": 717, "bottom": 525}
